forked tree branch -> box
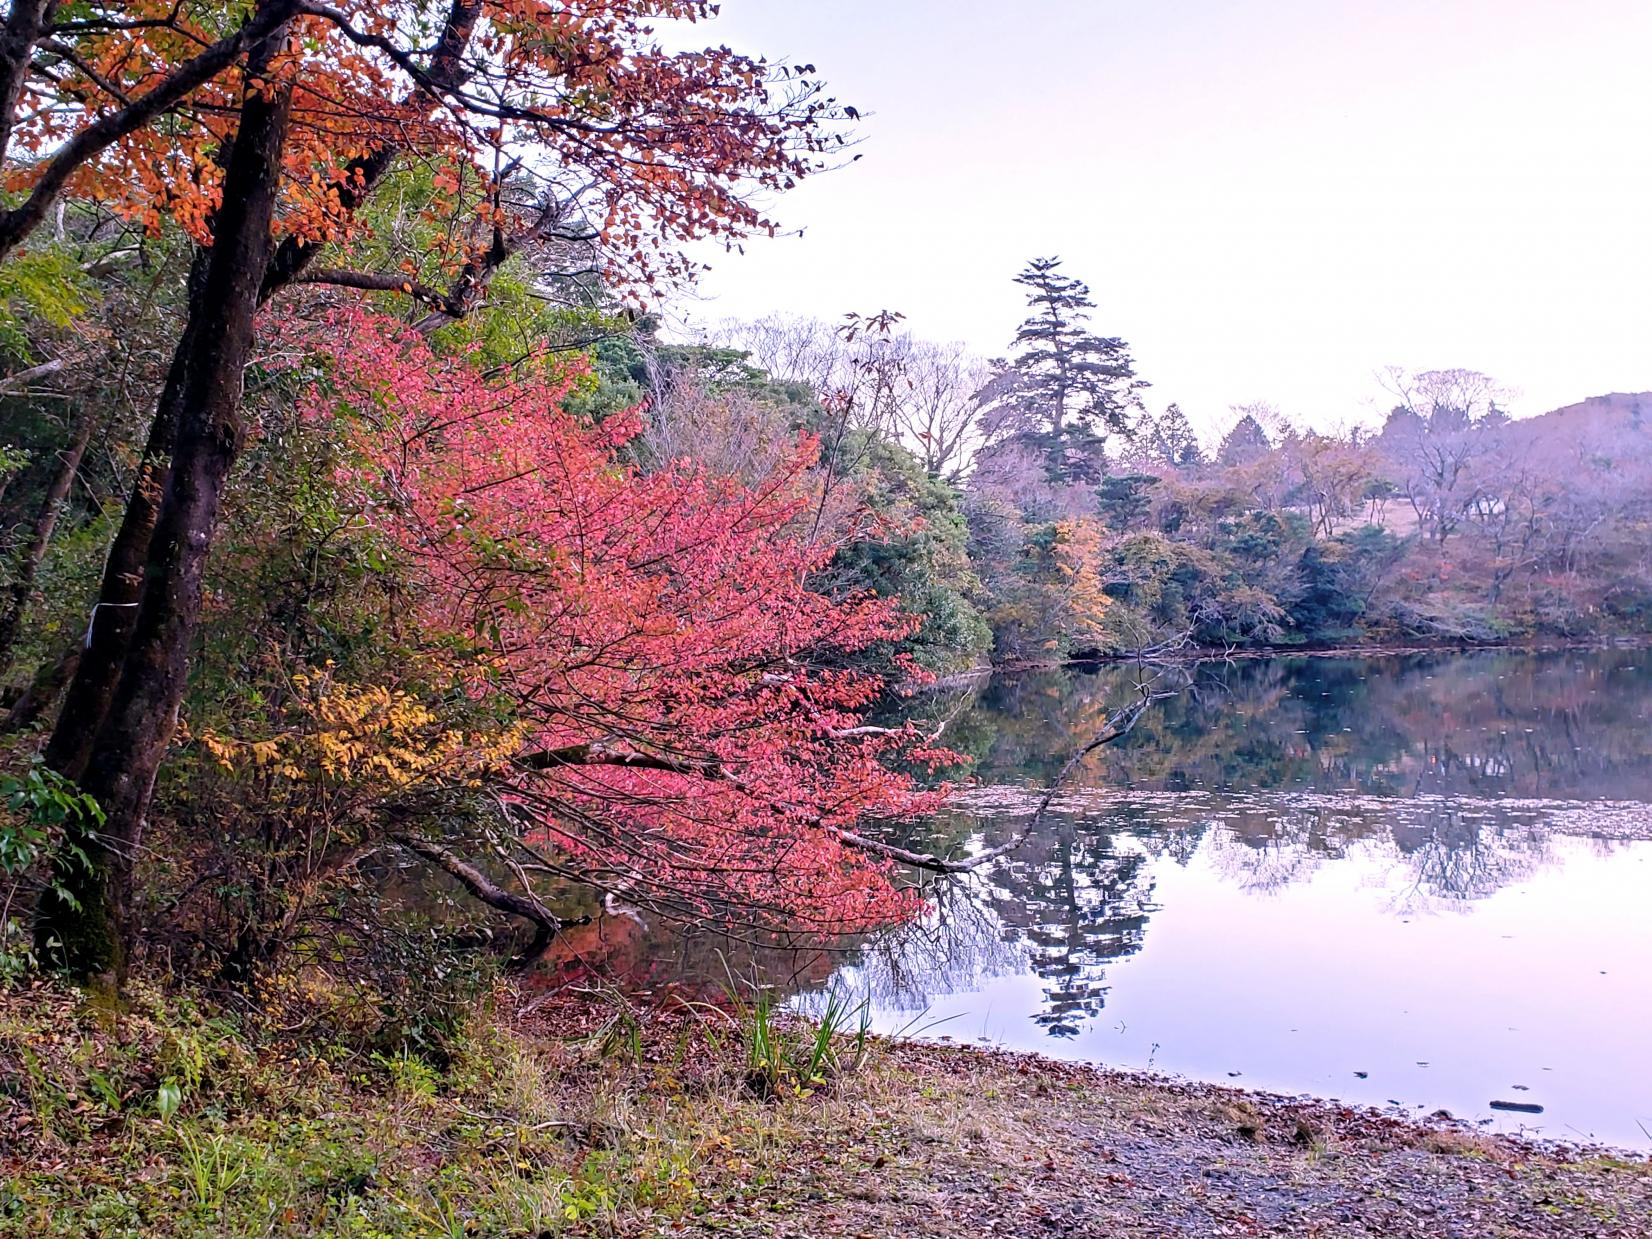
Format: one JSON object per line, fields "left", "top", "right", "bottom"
{"left": 0, "top": 0, "right": 300, "bottom": 262}
{"left": 260, "top": 0, "right": 483, "bottom": 300}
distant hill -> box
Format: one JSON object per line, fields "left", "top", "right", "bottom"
{"left": 1505, "top": 391, "right": 1651, "bottom": 454}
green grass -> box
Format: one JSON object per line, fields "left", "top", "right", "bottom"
{"left": 4, "top": 977, "right": 1645, "bottom": 1238}
{"left": 717, "top": 963, "right": 870, "bottom": 1100}
{"left": 0, "top": 977, "right": 887, "bottom": 1238}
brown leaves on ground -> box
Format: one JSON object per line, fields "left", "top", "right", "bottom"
{"left": 670, "top": 1044, "right": 1651, "bottom": 1237}
{"left": 2, "top": 980, "right": 1648, "bottom": 1238}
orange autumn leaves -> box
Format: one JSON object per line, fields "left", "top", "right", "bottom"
{"left": 7, "top": 2, "right": 845, "bottom": 295}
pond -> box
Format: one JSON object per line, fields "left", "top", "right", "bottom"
{"left": 560, "top": 647, "right": 1652, "bottom": 1150}
{"left": 807, "top": 647, "right": 1652, "bottom": 1151}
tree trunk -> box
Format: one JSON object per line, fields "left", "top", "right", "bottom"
{"left": 38, "top": 0, "right": 482, "bottom": 782}
{"left": 40, "top": 259, "right": 207, "bottom": 780}
{"left": 2, "top": 636, "right": 77, "bottom": 732}
{"left": 0, "top": 412, "right": 93, "bottom": 674}
{"left": 34, "top": 27, "right": 294, "bottom": 980}
{"left": 0, "top": 1, "right": 56, "bottom": 169}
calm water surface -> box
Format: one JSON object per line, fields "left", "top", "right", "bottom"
{"left": 805, "top": 649, "right": 1652, "bottom": 1150}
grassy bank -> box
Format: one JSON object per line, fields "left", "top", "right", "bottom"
{"left": 2, "top": 980, "right": 1648, "bottom": 1237}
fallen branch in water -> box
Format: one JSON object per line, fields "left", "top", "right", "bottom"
{"left": 835, "top": 682, "right": 1175, "bottom": 874}
{"left": 393, "top": 833, "right": 589, "bottom": 970}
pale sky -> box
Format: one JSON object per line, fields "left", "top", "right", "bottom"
{"left": 668, "top": 0, "right": 1652, "bottom": 440}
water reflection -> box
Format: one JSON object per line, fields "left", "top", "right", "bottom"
{"left": 820, "top": 649, "right": 1652, "bottom": 1147}
{"left": 848, "top": 793, "right": 1600, "bottom": 1010}
{"left": 945, "top": 648, "right": 1652, "bottom": 801}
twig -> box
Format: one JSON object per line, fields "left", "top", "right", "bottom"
{"left": 392, "top": 833, "right": 588, "bottom": 969}
{"left": 835, "top": 680, "right": 1174, "bottom": 873}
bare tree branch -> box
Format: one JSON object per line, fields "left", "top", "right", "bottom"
{"left": 514, "top": 742, "right": 716, "bottom": 777}
{"left": 393, "top": 832, "right": 588, "bottom": 970}
{"left": 0, "top": 355, "right": 64, "bottom": 393}
{"left": 835, "top": 683, "right": 1173, "bottom": 873}
{"left": 292, "top": 267, "right": 462, "bottom": 314}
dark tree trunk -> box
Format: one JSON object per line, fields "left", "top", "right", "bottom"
{"left": 39, "top": 0, "right": 482, "bottom": 783}
{"left": 34, "top": 27, "right": 294, "bottom": 980}
{"left": 2, "top": 636, "right": 78, "bottom": 732}
{"left": 31, "top": 0, "right": 485, "bottom": 979}
{"left": 0, "top": 412, "right": 93, "bottom": 674}
{"left": 40, "top": 257, "right": 208, "bottom": 780}
{"left": 0, "top": 0, "right": 56, "bottom": 168}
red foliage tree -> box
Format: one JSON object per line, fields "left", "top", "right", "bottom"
{"left": 305, "top": 310, "right": 952, "bottom": 934}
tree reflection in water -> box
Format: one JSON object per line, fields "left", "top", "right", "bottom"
{"left": 819, "top": 648, "right": 1651, "bottom": 1034}
{"left": 549, "top": 651, "right": 1650, "bottom": 1046}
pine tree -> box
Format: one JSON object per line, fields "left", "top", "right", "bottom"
{"left": 1148, "top": 402, "right": 1204, "bottom": 468}
{"left": 1218, "top": 413, "right": 1272, "bottom": 466}
{"left": 985, "top": 257, "right": 1145, "bottom": 484}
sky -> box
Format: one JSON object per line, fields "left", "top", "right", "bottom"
{"left": 663, "top": 0, "right": 1652, "bottom": 442}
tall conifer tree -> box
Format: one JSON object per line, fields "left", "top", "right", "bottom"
{"left": 985, "top": 257, "right": 1145, "bottom": 483}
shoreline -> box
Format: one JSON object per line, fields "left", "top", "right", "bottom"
{"left": 833, "top": 1037, "right": 1652, "bottom": 1237}
{"left": 916, "top": 633, "right": 1652, "bottom": 685}
{"left": 5, "top": 980, "right": 1648, "bottom": 1237}
{"left": 956, "top": 1041, "right": 1650, "bottom": 1161}
{"left": 1045, "top": 632, "right": 1651, "bottom": 672}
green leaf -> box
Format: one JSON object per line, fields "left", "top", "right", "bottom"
{"left": 155, "top": 1079, "right": 182, "bottom": 1124}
